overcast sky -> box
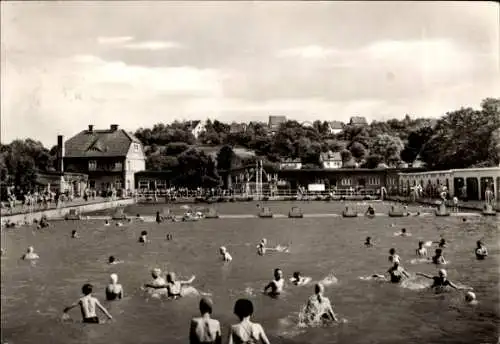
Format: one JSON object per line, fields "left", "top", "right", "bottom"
{"left": 1, "top": 1, "right": 499, "bottom": 147}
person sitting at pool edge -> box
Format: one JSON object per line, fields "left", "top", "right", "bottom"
{"left": 417, "top": 269, "right": 472, "bottom": 291}
{"left": 189, "top": 297, "right": 222, "bottom": 344}
{"left": 475, "top": 240, "right": 488, "bottom": 260}
{"left": 364, "top": 236, "right": 373, "bottom": 247}
{"left": 264, "top": 268, "right": 284, "bottom": 296}
{"left": 388, "top": 248, "right": 400, "bottom": 264}
{"left": 228, "top": 298, "right": 270, "bottom": 344}
{"left": 219, "top": 246, "right": 232, "bottom": 262}
{"left": 365, "top": 205, "right": 375, "bottom": 216}
{"left": 304, "top": 283, "right": 339, "bottom": 324}
{"left": 144, "top": 268, "right": 168, "bottom": 289}
{"left": 416, "top": 241, "right": 427, "bottom": 257}
{"left": 106, "top": 273, "right": 123, "bottom": 301}
{"left": 431, "top": 248, "right": 447, "bottom": 265}
{"left": 63, "top": 283, "right": 113, "bottom": 324}
{"left": 21, "top": 246, "right": 39, "bottom": 260}
{"left": 166, "top": 272, "right": 196, "bottom": 299}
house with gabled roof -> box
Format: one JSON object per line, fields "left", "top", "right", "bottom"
{"left": 63, "top": 124, "right": 146, "bottom": 193}
{"left": 320, "top": 150, "right": 342, "bottom": 169}
{"left": 185, "top": 120, "right": 206, "bottom": 139}
{"left": 349, "top": 116, "right": 368, "bottom": 126}
{"left": 327, "top": 121, "right": 344, "bottom": 135}
{"left": 268, "top": 115, "right": 287, "bottom": 133}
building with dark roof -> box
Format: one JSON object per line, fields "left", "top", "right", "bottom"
{"left": 349, "top": 116, "right": 368, "bottom": 126}
{"left": 63, "top": 124, "right": 146, "bottom": 192}
{"left": 268, "top": 115, "right": 287, "bottom": 133}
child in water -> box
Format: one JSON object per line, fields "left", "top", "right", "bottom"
{"left": 290, "top": 272, "right": 308, "bottom": 286}
{"left": 431, "top": 248, "right": 447, "bottom": 265}
{"left": 219, "top": 246, "right": 232, "bottom": 262}
{"left": 21, "top": 246, "right": 39, "bottom": 260}
{"left": 263, "top": 268, "right": 284, "bottom": 296}
{"left": 416, "top": 241, "right": 428, "bottom": 257}
{"left": 417, "top": 269, "right": 472, "bottom": 291}
{"left": 475, "top": 240, "right": 488, "bottom": 260}
{"left": 364, "top": 237, "right": 373, "bottom": 247}
{"left": 138, "top": 230, "right": 149, "bottom": 243}
{"left": 105, "top": 273, "right": 123, "bottom": 301}
{"left": 388, "top": 248, "right": 401, "bottom": 264}
{"left": 189, "top": 297, "right": 222, "bottom": 344}
{"left": 228, "top": 299, "right": 270, "bottom": 344}
{"left": 62, "top": 283, "right": 113, "bottom": 323}
{"left": 303, "top": 283, "right": 339, "bottom": 324}
{"left": 71, "top": 230, "right": 79, "bottom": 238}
{"left": 166, "top": 272, "right": 196, "bottom": 299}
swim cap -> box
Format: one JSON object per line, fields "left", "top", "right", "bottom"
{"left": 438, "top": 269, "right": 447, "bottom": 277}
{"left": 27, "top": 246, "right": 34, "bottom": 252}
{"left": 465, "top": 291, "right": 476, "bottom": 302}
{"left": 220, "top": 246, "right": 226, "bottom": 252}
{"left": 110, "top": 273, "right": 118, "bottom": 283}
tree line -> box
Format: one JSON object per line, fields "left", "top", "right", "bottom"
{"left": 1, "top": 98, "right": 498, "bottom": 192}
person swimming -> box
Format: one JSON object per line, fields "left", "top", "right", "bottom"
{"left": 219, "top": 246, "right": 232, "bottom": 262}
{"left": 475, "top": 240, "right": 488, "bottom": 260}
{"left": 104, "top": 220, "right": 110, "bottom": 226}
{"left": 108, "top": 256, "right": 121, "bottom": 265}
{"left": 416, "top": 241, "right": 428, "bottom": 257}
{"left": 71, "top": 230, "right": 79, "bottom": 238}
{"left": 417, "top": 269, "right": 471, "bottom": 291}
{"left": 63, "top": 283, "right": 113, "bottom": 324}
{"left": 388, "top": 248, "right": 401, "bottom": 264}
{"left": 303, "top": 283, "right": 339, "bottom": 325}
{"left": 139, "top": 230, "right": 148, "bottom": 243}
{"left": 431, "top": 248, "right": 447, "bottom": 265}
{"left": 144, "top": 268, "right": 168, "bottom": 290}
{"left": 263, "top": 268, "right": 284, "bottom": 296}
{"left": 399, "top": 228, "right": 410, "bottom": 237}
{"left": 105, "top": 273, "right": 123, "bottom": 301}
{"left": 437, "top": 238, "right": 446, "bottom": 248}
{"left": 189, "top": 297, "right": 222, "bottom": 344}
{"left": 21, "top": 246, "right": 39, "bottom": 260}
{"left": 116, "top": 222, "right": 123, "bottom": 227}
{"left": 465, "top": 291, "right": 477, "bottom": 304}
{"left": 166, "top": 233, "right": 173, "bottom": 240}
{"left": 364, "top": 237, "right": 373, "bottom": 247}
{"left": 257, "top": 240, "right": 266, "bottom": 256}
{"left": 136, "top": 214, "right": 144, "bottom": 222}
{"left": 166, "top": 272, "right": 196, "bottom": 299}
{"left": 290, "top": 272, "right": 308, "bottom": 286}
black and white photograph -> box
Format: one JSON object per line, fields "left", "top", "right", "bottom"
{"left": 1, "top": 1, "right": 499, "bottom": 344}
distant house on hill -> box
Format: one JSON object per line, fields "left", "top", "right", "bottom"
{"left": 279, "top": 158, "right": 302, "bottom": 170}
{"left": 186, "top": 120, "right": 206, "bottom": 139}
{"left": 320, "top": 151, "right": 342, "bottom": 169}
{"left": 64, "top": 124, "right": 146, "bottom": 192}
{"left": 268, "top": 115, "right": 287, "bottom": 133}
{"left": 349, "top": 116, "right": 368, "bottom": 126}
{"left": 327, "top": 121, "right": 344, "bottom": 135}
{"left": 229, "top": 122, "right": 248, "bottom": 134}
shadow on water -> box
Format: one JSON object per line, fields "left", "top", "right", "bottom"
{"left": 1, "top": 202, "right": 499, "bottom": 344}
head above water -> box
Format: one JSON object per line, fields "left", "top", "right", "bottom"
{"left": 219, "top": 246, "right": 227, "bottom": 254}
{"left": 366, "top": 236, "right": 371, "bottom": 242}
{"left": 110, "top": 273, "right": 118, "bottom": 283}
{"left": 465, "top": 291, "right": 476, "bottom": 302}
{"left": 27, "top": 246, "right": 34, "bottom": 253}
{"left": 389, "top": 248, "right": 396, "bottom": 255}
{"left": 141, "top": 230, "right": 148, "bottom": 236}
{"left": 199, "top": 297, "right": 213, "bottom": 315}
{"left": 314, "top": 283, "right": 324, "bottom": 295}
{"left": 274, "top": 268, "right": 283, "bottom": 279}
{"left": 438, "top": 269, "right": 447, "bottom": 278}
{"left": 293, "top": 271, "right": 301, "bottom": 279}
{"left": 234, "top": 298, "right": 253, "bottom": 320}
{"left": 418, "top": 241, "right": 424, "bottom": 247}
{"left": 435, "top": 248, "right": 442, "bottom": 255}
{"left": 108, "top": 256, "right": 116, "bottom": 263}
{"left": 401, "top": 228, "right": 406, "bottom": 233}
{"left": 167, "top": 272, "right": 176, "bottom": 283}
{"left": 152, "top": 268, "right": 162, "bottom": 278}
{"left": 82, "top": 283, "right": 93, "bottom": 295}
{"left": 476, "top": 240, "right": 483, "bottom": 247}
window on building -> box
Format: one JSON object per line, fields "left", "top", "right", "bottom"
{"left": 115, "top": 162, "right": 123, "bottom": 171}
{"left": 341, "top": 178, "right": 351, "bottom": 186}
{"left": 156, "top": 180, "right": 167, "bottom": 189}
{"left": 134, "top": 143, "right": 140, "bottom": 152}
{"left": 115, "top": 181, "right": 122, "bottom": 189}
{"left": 88, "top": 160, "right": 97, "bottom": 171}
{"left": 139, "top": 180, "right": 149, "bottom": 189}
{"left": 127, "top": 161, "right": 131, "bottom": 171}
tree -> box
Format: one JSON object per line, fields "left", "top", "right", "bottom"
{"left": 401, "top": 126, "right": 434, "bottom": 164}
{"left": 340, "top": 149, "right": 352, "bottom": 164}
{"left": 363, "top": 154, "right": 384, "bottom": 169}
{"left": 370, "top": 134, "right": 404, "bottom": 166}
{"left": 216, "top": 145, "right": 237, "bottom": 171}
{"left": 349, "top": 141, "right": 367, "bottom": 161}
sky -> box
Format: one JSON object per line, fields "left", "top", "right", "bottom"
{"left": 1, "top": 1, "right": 499, "bottom": 148}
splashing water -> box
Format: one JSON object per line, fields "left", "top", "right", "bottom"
{"left": 319, "top": 273, "right": 338, "bottom": 286}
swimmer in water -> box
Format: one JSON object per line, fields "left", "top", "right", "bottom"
{"left": 431, "top": 248, "right": 447, "bottom": 265}
{"left": 228, "top": 298, "right": 270, "bottom": 344}
{"left": 303, "top": 283, "right": 339, "bottom": 324}
{"left": 21, "top": 246, "right": 39, "bottom": 260}
{"left": 399, "top": 228, "right": 410, "bottom": 237}
{"left": 437, "top": 238, "right": 446, "bottom": 248}
{"left": 144, "top": 268, "right": 168, "bottom": 289}
{"left": 105, "top": 273, "right": 123, "bottom": 301}
{"left": 63, "top": 283, "right": 113, "bottom": 324}
{"left": 465, "top": 291, "right": 477, "bottom": 304}
{"left": 365, "top": 205, "right": 375, "bottom": 216}
{"left": 108, "top": 256, "right": 121, "bottom": 265}
{"left": 156, "top": 211, "right": 162, "bottom": 224}
{"left": 166, "top": 272, "right": 196, "bottom": 299}
{"left": 219, "top": 246, "right": 232, "bottom": 262}
{"left": 475, "top": 240, "right": 488, "bottom": 260}
{"left": 417, "top": 269, "right": 472, "bottom": 291}
{"left": 257, "top": 240, "right": 266, "bottom": 256}
{"left": 116, "top": 222, "right": 123, "bottom": 227}
{"left": 388, "top": 248, "right": 401, "bottom": 264}
{"left": 416, "top": 241, "right": 428, "bottom": 257}
{"left": 364, "top": 237, "right": 373, "bottom": 247}
{"left": 71, "top": 230, "right": 79, "bottom": 238}
{"left": 263, "top": 268, "right": 284, "bottom": 296}
{"left": 104, "top": 220, "right": 110, "bottom": 226}
{"left": 166, "top": 233, "right": 173, "bottom": 241}
{"left": 136, "top": 214, "right": 144, "bottom": 222}
{"left": 138, "top": 230, "right": 149, "bottom": 243}
{"left": 189, "top": 297, "right": 222, "bottom": 344}
{"left": 386, "top": 262, "right": 410, "bottom": 283}
{"left": 290, "top": 271, "right": 307, "bottom": 286}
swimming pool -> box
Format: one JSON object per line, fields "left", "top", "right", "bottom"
{"left": 1, "top": 201, "right": 499, "bottom": 344}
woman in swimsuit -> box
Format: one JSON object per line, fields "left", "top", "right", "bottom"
{"left": 228, "top": 299, "right": 270, "bottom": 344}
{"left": 105, "top": 273, "right": 123, "bottom": 301}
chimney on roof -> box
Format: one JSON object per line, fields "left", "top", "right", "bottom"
{"left": 88, "top": 125, "right": 94, "bottom": 132}
{"left": 110, "top": 124, "right": 119, "bottom": 131}
{"left": 56, "top": 135, "right": 64, "bottom": 173}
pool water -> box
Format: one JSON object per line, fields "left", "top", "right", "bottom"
{"left": 1, "top": 201, "right": 499, "bottom": 344}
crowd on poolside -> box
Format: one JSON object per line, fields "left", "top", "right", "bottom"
{"left": 8, "top": 203, "right": 493, "bottom": 344}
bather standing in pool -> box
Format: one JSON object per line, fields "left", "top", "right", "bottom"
{"left": 21, "top": 246, "right": 39, "bottom": 260}
{"left": 144, "top": 268, "right": 168, "bottom": 290}
{"left": 264, "top": 268, "right": 284, "bottom": 296}
{"left": 303, "top": 283, "right": 339, "bottom": 324}
{"left": 431, "top": 249, "right": 447, "bottom": 265}
{"left": 105, "top": 273, "right": 123, "bottom": 301}
{"left": 219, "top": 246, "right": 233, "bottom": 262}
{"left": 189, "top": 297, "right": 222, "bottom": 344}
{"left": 388, "top": 248, "right": 401, "bottom": 264}
{"left": 475, "top": 241, "right": 488, "bottom": 260}
{"left": 386, "top": 262, "right": 410, "bottom": 283}
{"left": 63, "top": 283, "right": 113, "bottom": 324}
{"left": 416, "top": 241, "right": 428, "bottom": 257}
{"left": 166, "top": 272, "right": 196, "bottom": 299}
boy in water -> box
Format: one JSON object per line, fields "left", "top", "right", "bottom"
{"left": 105, "top": 273, "right": 123, "bottom": 301}
{"left": 189, "top": 297, "right": 222, "bottom": 344}
{"left": 144, "top": 268, "right": 168, "bottom": 289}
{"left": 304, "top": 283, "right": 339, "bottom": 324}
{"left": 166, "top": 272, "right": 196, "bottom": 299}
{"left": 290, "top": 271, "right": 307, "bottom": 285}
{"left": 21, "top": 246, "right": 39, "bottom": 260}
{"left": 431, "top": 248, "right": 447, "bottom": 265}
{"left": 416, "top": 241, "right": 428, "bottom": 257}
{"left": 63, "top": 283, "right": 113, "bottom": 323}
{"left": 138, "top": 230, "right": 149, "bottom": 244}
{"left": 475, "top": 240, "right": 488, "bottom": 260}
{"left": 219, "top": 246, "right": 232, "bottom": 262}
{"left": 71, "top": 230, "right": 79, "bottom": 238}
{"left": 387, "top": 262, "right": 410, "bottom": 283}
{"left": 228, "top": 298, "right": 270, "bottom": 344}
{"left": 388, "top": 248, "right": 400, "bottom": 264}
{"left": 417, "top": 269, "right": 471, "bottom": 291}
{"left": 364, "top": 237, "right": 373, "bottom": 247}
{"left": 264, "top": 268, "right": 284, "bottom": 296}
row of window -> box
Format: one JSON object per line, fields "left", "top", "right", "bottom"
{"left": 88, "top": 161, "right": 131, "bottom": 171}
